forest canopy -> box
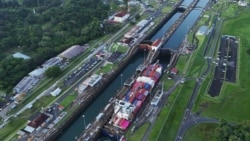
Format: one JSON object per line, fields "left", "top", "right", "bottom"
{"left": 0, "top": 0, "right": 120, "bottom": 93}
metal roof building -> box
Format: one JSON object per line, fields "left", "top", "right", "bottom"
{"left": 82, "top": 74, "right": 102, "bottom": 87}
{"left": 29, "top": 68, "right": 45, "bottom": 78}
{"left": 13, "top": 76, "right": 39, "bottom": 94}
{"left": 42, "top": 57, "right": 62, "bottom": 69}
{"left": 58, "top": 45, "right": 87, "bottom": 60}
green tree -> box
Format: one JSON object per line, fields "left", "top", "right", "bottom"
{"left": 246, "top": 48, "right": 250, "bottom": 56}
{"left": 45, "top": 66, "right": 62, "bottom": 78}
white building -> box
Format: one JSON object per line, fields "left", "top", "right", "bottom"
{"left": 82, "top": 74, "right": 102, "bottom": 87}
{"left": 50, "top": 88, "right": 62, "bottom": 96}
{"left": 238, "top": 0, "right": 248, "bottom": 6}
{"left": 113, "top": 12, "right": 130, "bottom": 23}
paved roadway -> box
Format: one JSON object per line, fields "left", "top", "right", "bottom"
{"left": 0, "top": 81, "right": 58, "bottom": 129}
{"left": 175, "top": 10, "right": 223, "bottom": 141}
{"left": 141, "top": 79, "right": 183, "bottom": 141}
{"left": 0, "top": 19, "right": 131, "bottom": 131}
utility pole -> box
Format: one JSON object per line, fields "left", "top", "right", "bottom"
{"left": 82, "top": 115, "right": 86, "bottom": 129}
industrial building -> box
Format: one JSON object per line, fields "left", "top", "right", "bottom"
{"left": 82, "top": 74, "right": 102, "bottom": 87}
{"left": 42, "top": 57, "right": 63, "bottom": 69}
{"left": 13, "top": 76, "right": 39, "bottom": 94}
{"left": 24, "top": 112, "right": 50, "bottom": 133}
{"left": 78, "top": 74, "right": 102, "bottom": 93}
{"left": 113, "top": 12, "right": 130, "bottom": 23}
{"left": 29, "top": 68, "right": 46, "bottom": 78}
{"left": 58, "top": 45, "right": 87, "bottom": 60}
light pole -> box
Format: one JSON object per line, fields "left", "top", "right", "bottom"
{"left": 82, "top": 115, "right": 86, "bottom": 129}
{"left": 144, "top": 49, "right": 146, "bottom": 63}
{"left": 116, "top": 130, "right": 119, "bottom": 141}
{"left": 186, "top": 26, "right": 189, "bottom": 34}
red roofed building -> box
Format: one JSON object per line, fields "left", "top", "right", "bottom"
{"left": 170, "top": 67, "right": 178, "bottom": 75}
{"left": 24, "top": 112, "right": 49, "bottom": 133}
{"left": 151, "top": 39, "right": 162, "bottom": 51}
{"left": 114, "top": 11, "right": 130, "bottom": 23}
{"left": 27, "top": 113, "right": 49, "bottom": 128}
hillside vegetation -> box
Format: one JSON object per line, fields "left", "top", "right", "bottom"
{"left": 0, "top": 0, "right": 120, "bottom": 93}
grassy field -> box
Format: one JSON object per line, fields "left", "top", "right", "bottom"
{"left": 156, "top": 81, "right": 195, "bottom": 141}
{"left": 154, "top": 5, "right": 216, "bottom": 140}
{"left": 127, "top": 123, "right": 149, "bottom": 140}
{"left": 148, "top": 104, "right": 170, "bottom": 140}
{"left": 184, "top": 123, "right": 219, "bottom": 141}
{"left": 96, "top": 63, "right": 118, "bottom": 74}
{"left": 175, "top": 55, "right": 189, "bottom": 74}
{"left": 194, "top": 10, "right": 250, "bottom": 122}
{"left": 60, "top": 93, "right": 77, "bottom": 108}
{"left": 181, "top": 3, "right": 250, "bottom": 141}
{"left": 131, "top": 2, "right": 250, "bottom": 141}
{"left": 0, "top": 118, "right": 27, "bottom": 141}
{"left": 110, "top": 43, "right": 128, "bottom": 53}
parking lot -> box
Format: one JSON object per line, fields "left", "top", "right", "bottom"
{"left": 225, "top": 36, "right": 237, "bottom": 82}
{"left": 64, "top": 57, "right": 100, "bottom": 86}
{"left": 208, "top": 35, "right": 238, "bottom": 97}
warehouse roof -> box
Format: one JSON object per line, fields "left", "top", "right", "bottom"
{"left": 58, "top": 45, "right": 87, "bottom": 60}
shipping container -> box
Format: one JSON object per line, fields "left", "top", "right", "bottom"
{"left": 119, "top": 118, "right": 125, "bottom": 127}
{"left": 132, "top": 99, "right": 138, "bottom": 105}
{"left": 121, "top": 120, "right": 130, "bottom": 129}
{"left": 115, "top": 117, "right": 121, "bottom": 126}
{"left": 137, "top": 93, "right": 144, "bottom": 100}
{"left": 109, "top": 62, "right": 163, "bottom": 131}
{"left": 144, "top": 83, "right": 151, "bottom": 90}
{"left": 149, "top": 71, "right": 154, "bottom": 78}
{"left": 139, "top": 88, "right": 145, "bottom": 94}
{"left": 124, "top": 95, "right": 130, "bottom": 102}
{"left": 135, "top": 92, "right": 141, "bottom": 98}
{"left": 136, "top": 101, "right": 142, "bottom": 107}
{"left": 129, "top": 95, "right": 135, "bottom": 103}
{"left": 129, "top": 91, "right": 135, "bottom": 97}
{"left": 143, "top": 90, "right": 149, "bottom": 96}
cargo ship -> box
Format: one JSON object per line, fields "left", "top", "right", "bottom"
{"left": 102, "top": 61, "right": 162, "bottom": 140}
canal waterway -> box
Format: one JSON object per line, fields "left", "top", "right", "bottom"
{"left": 151, "top": 12, "right": 182, "bottom": 41}
{"left": 163, "top": 0, "right": 210, "bottom": 50}
{"left": 57, "top": 0, "right": 210, "bottom": 140}
{"left": 57, "top": 53, "right": 144, "bottom": 141}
